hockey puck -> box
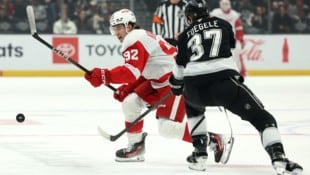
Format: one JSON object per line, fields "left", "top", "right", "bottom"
{"left": 16, "top": 113, "right": 25, "bottom": 123}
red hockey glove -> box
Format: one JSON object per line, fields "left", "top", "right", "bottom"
{"left": 113, "top": 77, "right": 147, "bottom": 102}
{"left": 113, "top": 84, "right": 135, "bottom": 102}
{"left": 84, "top": 68, "right": 111, "bottom": 87}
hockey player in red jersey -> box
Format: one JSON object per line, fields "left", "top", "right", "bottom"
{"left": 84, "top": 9, "right": 233, "bottom": 163}
{"left": 210, "top": 0, "right": 247, "bottom": 77}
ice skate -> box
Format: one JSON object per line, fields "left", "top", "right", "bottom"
{"left": 187, "top": 150, "right": 208, "bottom": 171}
{"left": 187, "top": 135, "right": 208, "bottom": 171}
{"left": 115, "top": 132, "right": 147, "bottom": 162}
{"left": 209, "top": 132, "right": 234, "bottom": 164}
{"left": 266, "top": 143, "right": 303, "bottom": 175}
{"left": 272, "top": 157, "right": 303, "bottom": 175}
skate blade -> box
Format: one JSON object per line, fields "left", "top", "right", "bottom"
{"left": 274, "top": 164, "right": 303, "bottom": 175}
{"left": 290, "top": 168, "right": 303, "bottom": 175}
{"left": 188, "top": 163, "right": 206, "bottom": 171}
{"left": 188, "top": 156, "right": 207, "bottom": 171}
{"left": 115, "top": 155, "right": 145, "bottom": 162}
{"left": 280, "top": 168, "right": 303, "bottom": 175}
{"left": 220, "top": 137, "right": 234, "bottom": 164}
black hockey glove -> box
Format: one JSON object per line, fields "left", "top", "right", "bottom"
{"left": 169, "top": 75, "right": 184, "bottom": 96}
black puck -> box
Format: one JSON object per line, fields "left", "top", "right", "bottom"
{"left": 16, "top": 113, "right": 25, "bottom": 123}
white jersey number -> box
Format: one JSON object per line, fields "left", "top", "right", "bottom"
{"left": 123, "top": 49, "right": 139, "bottom": 61}
{"left": 187, "top": 29, "right": 222, "bottom": 61}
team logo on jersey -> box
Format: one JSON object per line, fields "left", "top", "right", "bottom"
{"left": 52, "top": 37, "right": 79, "bottom": 64}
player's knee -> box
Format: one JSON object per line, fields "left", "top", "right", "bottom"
{"left": 122, "top": 93, "right": 145, "bottom": 122}
{"left": 157, "top": 118, "right": 185, "bottom": 139}
{"left": 246, "top": 110, "right": 278, "bottom": 132}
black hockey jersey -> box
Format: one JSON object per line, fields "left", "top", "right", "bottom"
{"left": 177, "top": 16, "right": 235, "bottom": 65}
{"left": 173, "top": 16, "right": 240, "bottom": 80}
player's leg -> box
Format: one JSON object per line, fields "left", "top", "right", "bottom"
{"left": 214, "top": 77, "right": 303, "bottom": 174}
{"left": 116, "top": 82, "right": 189, "bottom": 162}
{"left": 184, "top": 104, "right": 208, "bottom": 171}
{"left": 115, "top": 93, "right": 148, "bottom": 162}
{"left": 239, "top": 54, "right": 247, "bottom": 77}
{"left": 155, "top": 90, "right": 192, "bottom": 142}
{"left": 115, "top": 80, "right": 157, "bottom": 162}
{"left": 156, "top": 87, "right": 233, "bottom": 164}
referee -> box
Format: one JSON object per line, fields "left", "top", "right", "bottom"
{"left": 152, "top": 0, "right": 187, "bottom": 46}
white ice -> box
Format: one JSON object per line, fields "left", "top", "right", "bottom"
{"left": 0, "top": 76, "right": 309, "bottom": 175}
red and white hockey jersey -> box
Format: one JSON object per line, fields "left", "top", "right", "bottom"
{"left": 109, "top": 29, "right": 177, "bottom": 89}
{"left": 210, "top": 8, "right": 244, "bottom": 44}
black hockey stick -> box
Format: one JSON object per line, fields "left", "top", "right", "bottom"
{"left": 27, "top": 5, "right": 171, "bottom": 141}
{"left": 97, "top": 91, "right": 173, "bottom": 141}
{"left": 26, "top": 5, "right": 116, "bottom": 91}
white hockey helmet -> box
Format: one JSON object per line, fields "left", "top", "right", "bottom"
{"left": 110, "top": 9, "right": 136, "bottom": 27}
{"left": 220, "top": 0, "right": 231, "bottom": 12}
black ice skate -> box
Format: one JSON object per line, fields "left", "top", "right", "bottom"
{"left": 115, "top": 132, "right": 147, "bottom": 162}
{"left": 266, "top": 143, "right": 303, "bottom": 175}
{"left": 187, "top": 135, "right": 208, "bottom": 171}
{"left": 272, "top": 157, "right": 303, "bottom": 175}
{"left": 187, "top": 150, "right": 208, "bottom": 171}
{"left": 209, "top": 132, "right": 234, "bottom": 164}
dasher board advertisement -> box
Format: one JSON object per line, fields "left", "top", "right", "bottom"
{"left": 241, "top": 35, "right": 309, "bottom": 75}
{"left": 0, "top": 34, "right": 309, "bottom": 76}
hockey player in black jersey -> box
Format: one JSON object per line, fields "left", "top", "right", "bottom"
{"left": 169, "top": 0, "right": 303, "bottom": 174}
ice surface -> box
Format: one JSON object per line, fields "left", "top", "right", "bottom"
{"left": 0, "top": 76, "right": 309, "bottom": 175}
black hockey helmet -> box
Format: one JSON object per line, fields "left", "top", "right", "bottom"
{"left": 184, "top": 0, "right": 209, "bottom": 24}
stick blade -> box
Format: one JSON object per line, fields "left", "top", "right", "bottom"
{"left": 97, "top": 126, "right": 114, "bottom": 141}
{"left": 26, "top": 5, "right": 37, "bottom": 35}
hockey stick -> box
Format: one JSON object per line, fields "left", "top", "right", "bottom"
{"left": 26, "top": 5, "right": 116, "bottom": 91}
{"left": 26, "top": 5, "right": 172, "bottom": 142}
{"left": 218, "top": 107, "right": 234, "bottom": 164}
{"left": 98, "top": 91, "right": 173, "bottom": 141}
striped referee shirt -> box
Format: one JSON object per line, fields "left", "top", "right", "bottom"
{"left": 152, "top": 0, "right": 187, "bottom": 40}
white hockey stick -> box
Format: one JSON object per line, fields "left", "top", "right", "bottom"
{"left": 26, "top": 5, "right": 37, "bottom": 35}
{"left": 98, "top": 91, "right": 173, "bottom": 141}
{"left": 218, "top": 107, "right": 234, "bottom": 164}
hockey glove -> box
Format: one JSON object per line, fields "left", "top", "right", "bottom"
{"left": 84, "top": 68, "right": 111, "bottom": 87}
{"left": 169, "top": 75, "right": 184, "bottom": 96}
{"left": 113, "top": 76, "right": 147, "bottom": 102}
{"left": 114, "top": 84, "right": 134, "bottom": 102}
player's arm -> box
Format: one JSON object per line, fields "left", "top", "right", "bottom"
{"left": 169, "top": 62, "right": 185, "bottom": 96}
{"left": 227, "top": 23, "right": 236, "bottom": 49}
{"left": 234, "top": 18, "right": 245, "bottom": 48}
{"left": 169, "top": 35, "right": 186, "bottom": 95}
{"left": 84, "top": 41, "right": 149, "bottom": 87}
